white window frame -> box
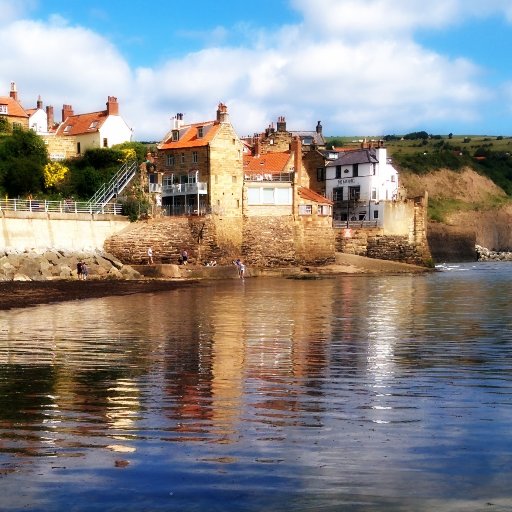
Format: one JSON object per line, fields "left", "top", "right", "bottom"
{"left": 299, "top": 204, "right": 312, "bottom": 215}
{"left": 0, "top": 105, "right": 8, "bottom": 114}
{"left": 166, "top": 154, "right": 175, "bottom": 166}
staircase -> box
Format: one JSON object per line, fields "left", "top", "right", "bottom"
{"left": 87, "top": 160, "right": 138, "bottom": 208}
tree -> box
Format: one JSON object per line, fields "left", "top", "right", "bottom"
{"left": 0, "top": 129, "right": 48, "bottom": 196}
{"left": 43, "top": 161, "right": 69, "bottom": 190}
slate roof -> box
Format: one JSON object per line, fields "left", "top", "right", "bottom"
{"left": 0, "top": 96, "right": 29, "bottom": 118}
{"left": 326, "top": 149, "right": 378, "bottom": 167}
{"left": 291, "top": 130, "right": 326, "bottom": 146}
{"left": 158, "top": 121, "right": 221, "bottom": 150}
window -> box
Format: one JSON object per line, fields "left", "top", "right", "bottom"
{"left": 333, "top": 187, "right": 343, "bottom": 201}
{"left": 353, "top": 164, "right": 359, "bottom": 177}
{"left": 64, "top": 125, "right": 72, "bottom": 133}
{"left": 262, "top": 188, "right": 274, "bottom": 204}
{"left": 197, "top": 126, "right": 203, "bottom": 138}
{"left": 163, "top": 175, "right": 173, "bottom": 187}
{"left": 373, "top": 210, "right": 379, "bottom": 219}
{"left": 349, "top": 186, "right": 360, "bottom": 200}
{"left": 77, "top": 142, "right": 81, "bottom": 154}
{"left": 299, "top": 204, "right": 312, "bottom": 215}
{"left": 166, "top": 154, "right": 175, "bottom": 166}
{"left": 192, "top": 151, "right": 198, "bottom": 163}
{"left": 316, "top": 167, "right": 325, "bottom": 181}
{"left": 317, "top": 205, "right": 331, "bottom": 216}
{"left": 371, "top": 188, "right": 377, "bottom": 200}
{"left": 103, "top": 138, "right": 108, "bottom": 148}
{"left": 0, "top": 105, "right": 7, "bottom": 114}
{"left": 232, "top": 175, "right": 237, "bottom": 183}
{"left": 391, "top": 175, "right": 396, "bottom": 182}
{"left": 335, "top": 165, "right": 342, "bottom": 179}
{"left": 181, "top": 153, "right": 185, "bottom": 164}
{"left": 172, "top": 130, "right": 179, "bottom": 141}
{"left": 88, "top": 121, "right": 98, "bottom": 130}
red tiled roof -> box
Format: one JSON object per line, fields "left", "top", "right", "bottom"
{"left": 55, "top": 110, "right": 108, "bottom": 136}
{"left": 0, "top": 96, "right": 29, "bottom": 118}
{"left": 243, "top": 152, "right": 292, "bottom": 174}
{"left": 298, "top": 186, "right": 333, "bottom": 204}
{"left": 158, "top": 121, "right": 221, "bottom": 149}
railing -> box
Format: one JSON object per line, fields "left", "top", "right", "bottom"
{"left": 162, "top": 182, "right": 208, "bottom": 196}
{"left": 0, "top": 198, "right": 123, "bottom": 215}
{"left": 149, "top": 183, "right": 162, "bottom": 193}
{"left": 244, "top": 172, "right": 294, "bottom": 182}
{"left": 161, "top": 204, "right": 211, "bottom": 216}
{"left": 87, "top": 160, "right": 138, "bottom": 206}
{"left": 333, "top": 220, "right": 379, "bottom": 228}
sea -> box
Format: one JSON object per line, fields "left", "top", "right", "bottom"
{"left": 0, "top": 261, "right": 511, "bottom": 511}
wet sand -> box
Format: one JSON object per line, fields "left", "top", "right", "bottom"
{"left": 0, "top": 279, "right": 198, "bottom": 311}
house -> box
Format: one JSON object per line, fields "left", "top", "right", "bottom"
{"left": 156, "top": 103, "right": 244, "bottom": 217}
{"left": 54, "top": 96, "right": 132, "bottom": 156}
{"left": 26, "top": 96, "right": 49, "bottom": 134}
{"left": 324, "top": 142, "right": 399, "bottom": 225}
{"left": 0, "top": 82, "right": 29, "bottom": 131}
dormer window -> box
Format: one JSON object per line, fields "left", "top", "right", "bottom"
{"left": 88, "top": 121, "right": 98, "bottom": 130}
{"left": 197, "top": 126, "right": 203, "bottom": 138}
{"left": 64, "top": 125, "right": 72, "bottom": 133}
{"left": 172, "top": 130, "right": 179, "bottom": 141}
{"left": 0, "top": 105, "right": 7, "bottom": 115}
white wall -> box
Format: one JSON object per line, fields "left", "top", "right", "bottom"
{"left": 0, "top": 212, "right": 130, "bottom": 251}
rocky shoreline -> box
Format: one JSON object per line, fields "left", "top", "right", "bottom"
{"left": 0, "top": 248, "right": 141, "bottom": 282}
{"left": 475, "top": 245, "right": 512, "bottom": 261}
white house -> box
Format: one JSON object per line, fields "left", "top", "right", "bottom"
{"left": 55, "top": 96, "right": 132, "bottom": 155}
{"left": 325, "top": 144, "right": 399, "bottom": 224}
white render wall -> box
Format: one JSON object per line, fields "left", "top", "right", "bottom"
{"left": 0, "top": 212, "right": 130, "bottom": 251}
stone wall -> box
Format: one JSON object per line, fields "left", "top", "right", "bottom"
{"left": 334, "top": 195, "right": 431, "bottom": 266}
{"left": 427, "top": 222, "right": 477, "bottom": 262}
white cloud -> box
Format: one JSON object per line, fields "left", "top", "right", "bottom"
{"left": 1, "top": 0, "right": 512, "bottom": 140}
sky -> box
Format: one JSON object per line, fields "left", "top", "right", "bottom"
{"left": 1, "top": 0, "right": 512, "bottom": 141}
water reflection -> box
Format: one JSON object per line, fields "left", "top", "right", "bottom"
{"left": 0, "top": 266, "right": 511, "bottom": 511}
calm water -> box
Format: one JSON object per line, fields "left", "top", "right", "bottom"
{"left": 0, "top": 263, "right": 512, "bottom": 511}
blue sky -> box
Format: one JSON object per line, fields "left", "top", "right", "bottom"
{"left": 1, "top": 0, "right": 512, "bottom": 141}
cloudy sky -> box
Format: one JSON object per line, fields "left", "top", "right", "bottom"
{"left": 1, "top": 0, "right": 512, "bottom": 141}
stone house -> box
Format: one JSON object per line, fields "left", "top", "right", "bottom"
{"left": 0, "top": 82, "right": 29, "bottom": 131}
{"left": 156, "top": 103, "right": 244, "bottom": 218}
{"left": 54, "top": 96, "right": 132, "bottom": 157}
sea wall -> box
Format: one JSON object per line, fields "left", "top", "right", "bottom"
{"left": 0, "top": 211, "right": 130, "bottom": 251}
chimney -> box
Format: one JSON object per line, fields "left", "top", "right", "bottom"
{"left": 9, "top": 81, "right": 17, "bottom": 101}
{"left": 216, "top": 102, "right": 229, "bottom": 123}
{"left": 277, "top": 116, "right": 287, "bottom": 132}
{"left": 46, "top": 105, "right": 54, "bottom": 131}
{"left": 254, "top": 135, "right": 261, "bottom": 157}
{"left": 172, "top": 113, "right": 184, "bottom": 130}
{"left": 106, "top": 96, "right": 119, "bottom": 116}
{"left": 62, "top": 104, "right": 74, "bottom": 122}
{"left": 292, "top": 136, "right": 302, "bottom": 185}
{"left": 316, "top": 120, "right": 322, "bottom": 134}
{"left": 37, "top": 95, "right": 43, "bottom": 110}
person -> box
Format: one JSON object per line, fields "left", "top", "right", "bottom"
{"left": 76, "top": 261, "right": 83, "bottom": 280}
{"left": 181, "top": 249, "right": 188, "bottom": 265}
{"left": 81, "top": 261, "right": 88, "bottom": 280}
{"left": 147, "top": 247, "right": 154, "bottom": 264}
{"left": 234, "top": 258, "right": 245, "bottom": 279}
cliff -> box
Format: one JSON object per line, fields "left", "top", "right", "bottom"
{"left": 400, "top": 167, "right": 512, "bottom": 260}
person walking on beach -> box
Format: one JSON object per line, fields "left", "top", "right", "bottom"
{"left": 147, "top": 247, "right": 154, "bottom": 264}
{"left": 81, "top": 261, "right": 88, "bottom": 280}
{"left": 76, "top": 261, "right": 83, "bottom": 280}
{"left": 234, "top": 259, "right": 245, "bottom": 279}
{"left": 181, "top": 249, "right": 188, "bottom": 265}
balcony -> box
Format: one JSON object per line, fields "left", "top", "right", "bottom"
{"left": 244, "top": 172, "right": 293, "bottom": 182}
{"left": 162, "top": 182, "right": 208, "bottom": 197}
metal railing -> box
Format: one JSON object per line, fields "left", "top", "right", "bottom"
{"left": 333, "top": 220, "right": 379, "bottom": 228}
{"left": 87, "top": 160, "right": 138, "bottom": 206}
{"left": 0, "top": 198, "right": 123, "bottom": 215}
{"left": 162, "top": 182, "right": 208, "bottom": 196}
{"left": 161, "top": 204, "right": 211, "bottom": 216}
{"left": 244, "top": 172, "right": 294, "bottom": 182}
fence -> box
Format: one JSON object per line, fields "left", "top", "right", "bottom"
{"left": 0, "top": 198, "right": 123, "bottom": 215}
